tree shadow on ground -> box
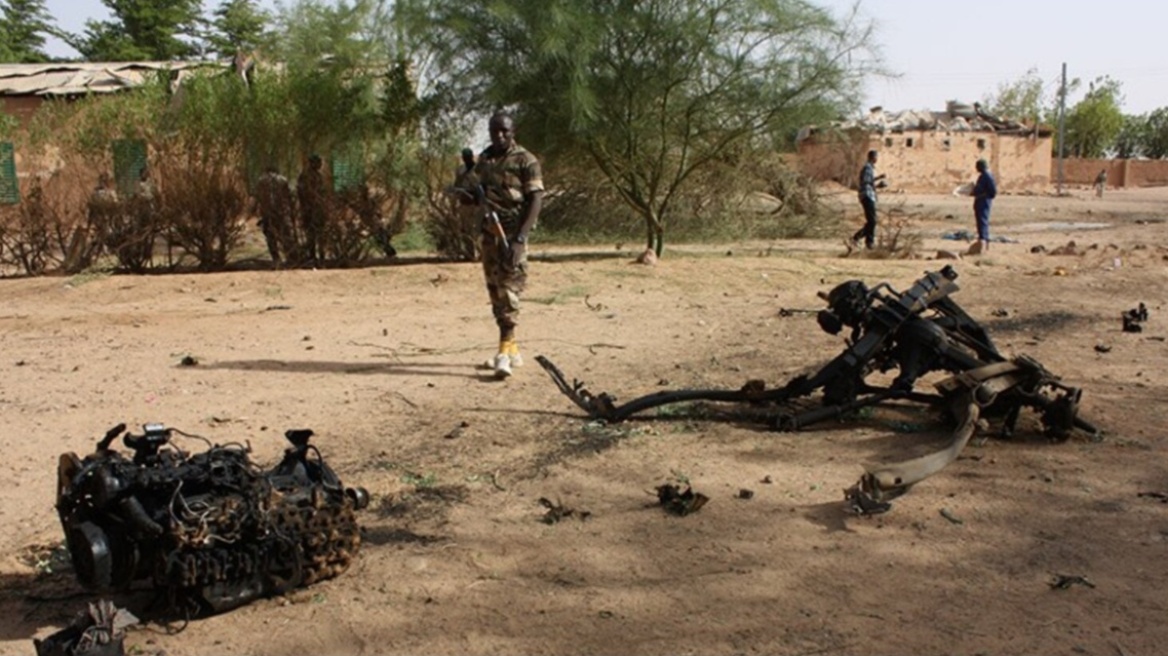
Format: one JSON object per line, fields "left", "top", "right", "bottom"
{"left": 201, "top": 359, "right": 480, "bottom": 379}
{"left": 529, "top": 250, "right": 630, "bottom": 264}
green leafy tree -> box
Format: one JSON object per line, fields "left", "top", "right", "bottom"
{"left": 1116, "top": 108, "right": 1168, "bottom": 159}
{"left": 1113, "top": 113, "right": 1148, "bottom": 159}
{"left": 206, "top": 0, "right": 272, "bottom": 57}
{"left": 67, "top": 0, "right": 203, "bottom": 61}
{"left": 982, "top": 67, "right": 1051, "bottom": 124}
{"left": 1064, "top": 76, "right": 1125, "bottom": 158}
{"left": 406, "top": 0, "right": 876, "bottom": 256}
{"left": 0, "top": 0, "right": 53, "bottom": 63}
{"left": 1139, "top": 108, "right": 1168, "bottom": 159}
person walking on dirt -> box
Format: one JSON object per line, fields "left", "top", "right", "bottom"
{"left": 297, "top": 154, "right": 327, "bottom": 264}
{"left": 255, "top": 165, "right": 296, "bottom": 266}
{"left": 1094, "top": 168, "right": 1108, "bottom": 198}
{"left": 852, "top": 150, "right": 885, "bottom": 249}
{"left": 972, "top": 158, "right": 997, "bottom": 253}
{"left": 474, "top": 112, "right": 544, "bottom": 379}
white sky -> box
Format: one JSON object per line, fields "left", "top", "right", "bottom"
{"left": 42, "top": 0, "right": 1168, "bottom": 115}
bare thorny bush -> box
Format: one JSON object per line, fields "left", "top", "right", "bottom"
{"left": 0, "top": 182, "right": 55, "bottom": 276}
{"left": 0, "top": 156, "right": 412, "bottom": 275}
{"left": 423, "top": 191, "right": 479, "bottom": 262}
{"left": 154, "top": 154, "right": 249, "bottom": 272}
{"left": 326, "top": 184, "right": 406, "bottom": 265}
{"left": 0, "top": 163, "right": 107, "bottom": 276}
{"left": 845, "top": 200, "right": 924, "bottom": 260}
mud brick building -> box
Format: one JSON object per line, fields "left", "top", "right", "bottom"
{"left": 796, "top": 103, "right": 1053, "bottom": 194}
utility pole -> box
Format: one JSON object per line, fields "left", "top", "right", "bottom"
{"left": 1056, "top": 62, "right": 1067, "bottom": 195}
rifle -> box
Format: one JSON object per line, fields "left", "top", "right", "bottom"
{"left": 476, "top": 185, "right": 510, "bottom": 253}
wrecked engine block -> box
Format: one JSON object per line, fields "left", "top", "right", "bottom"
{"left": 538, "top": 265, "right": 1099, "bottom": 513}
{"left": 56, "top": 424, "right": 369, "bottom": 615}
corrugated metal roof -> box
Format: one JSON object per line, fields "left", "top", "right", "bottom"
{"left": 0, "top": 61, "right": 225, "bottom": 96}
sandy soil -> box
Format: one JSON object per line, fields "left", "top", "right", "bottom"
{"left": 1, "top": 186, "right": 1166, "bottom": 656}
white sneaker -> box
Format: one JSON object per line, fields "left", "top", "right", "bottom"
{"left": 510, "top": 351, "right": 524, "bottom": 368}
{"left": 493, "top": 353, "right": 512, "bottom": 379}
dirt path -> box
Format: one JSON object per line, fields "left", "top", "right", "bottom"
{"left": 2, "top": 187, "right": 1166, "bottom": 656}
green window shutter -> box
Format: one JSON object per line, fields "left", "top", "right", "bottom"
{"left": 0, "top": 142, "right": 18, "bottom": 205}
{"left": 112, "top": 139, "right": 148, "bottom": 197}
{"left": 330, "top": 145, "right": 364, "bottom": 192}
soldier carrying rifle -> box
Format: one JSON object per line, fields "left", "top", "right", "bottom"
{"left": 474, "top": 112, "right": 545, "bottom": 379}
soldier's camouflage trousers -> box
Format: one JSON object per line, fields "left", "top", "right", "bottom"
{"left": 481, "top": 234, "right": 527, "bottom": 329}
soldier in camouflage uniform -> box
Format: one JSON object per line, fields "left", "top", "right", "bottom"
{"left": 297, "top": 154, "right": 327, "bottom": 264}
{"left": 474, "top": 112, "right": 544, "bottom": 379}
{"left": 254, "top": 165, "right": 296, "bottom": 266}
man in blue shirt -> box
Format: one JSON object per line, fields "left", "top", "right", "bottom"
{"left": 972, "top": 159, "right": 997, "bottom": 253}
{"left": 853, "top": 150, "right": 884, "bottom": 249}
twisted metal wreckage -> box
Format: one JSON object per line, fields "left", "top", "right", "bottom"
{"left": 537, "top": 266, "right": 1100, "bottom": 514}
{"left": 55, "top": 424, "right": 369, "bottom": 618}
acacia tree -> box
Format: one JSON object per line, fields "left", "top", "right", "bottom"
{"left": 206, "top": 0, "right": 272, "bottom": 57}
{"left": 67, "top": 0, "right": 202, "bottom": 61}
{"left": 1064, "top": 76, "right": 1125, "bottom": 158}
{"left": 0, "top": 0, "right": 53, "bottom": 63}
{"left": 406, "top": 0, "right": 875, "bottom": 256}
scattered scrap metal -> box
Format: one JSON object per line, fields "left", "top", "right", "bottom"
{"left": 537, "top": 266, "right": 1098, "bottom": 514}
{"left": 1122, "top": 302, "right": 1148, "bottom": 333}
{"left": 1049, "top": 574, "right": 1096, "bottom": 590}
{"left": 538, "top": 497, "right": 591, "bottom": 524}
{"left": 56, "top": 424, "right": 369, "bottom": 616}
{"left": 34, "top": 600, "right": 136, "bottom": 656}
{"left": 655, "top": 484, "right": 710, "bottom": 516}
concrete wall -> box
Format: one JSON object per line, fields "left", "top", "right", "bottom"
{"left": 797, "top": 129, "right": 1052, "bottom": 193}
{"left": 1055, "top": 157, "right": 1168, "bottom": 188}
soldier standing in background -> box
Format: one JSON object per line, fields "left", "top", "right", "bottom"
{"left": 297, "top": 154, "right": 327, "bottom": 264}
{"left": 255, "top": 165, "right": 296, "bottom": 266}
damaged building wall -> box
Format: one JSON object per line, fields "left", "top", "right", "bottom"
{"left": 796, "top": 129, "right": 1052, "bottom": 193}
{"left": 1057, "top": 158, "right": 1168, "bottom": 188}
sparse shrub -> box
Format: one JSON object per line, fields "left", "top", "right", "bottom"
{"left": 158, "top": 156, "right": 248, "bottom": 271}
{"left": 0, "top": 181, "right": 54, "bottom": 275}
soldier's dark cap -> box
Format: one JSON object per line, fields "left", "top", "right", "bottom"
{"left": 461, "top": 148, "right": 474, "bottom": 158}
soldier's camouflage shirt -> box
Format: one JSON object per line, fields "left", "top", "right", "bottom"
{"left": 474, "top": 143, "right": 543, "bottom": 231}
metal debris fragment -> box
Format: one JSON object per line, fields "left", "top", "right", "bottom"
{"left": 1137, "top": 491, "right": 1168, "bottom": 503}
{"left": 939, "top": 508, "right": 964, "bottom": 525}
{"left": 56, "top": 424, "right": 369, "bottom": 616}
{"left": 539, "top": 266, "right": 1098, "bottom": 514}
{"left": 34, "top": 600, "right": 137, "bottom": 656}
{"left": 656, "top": 484, "right": 709, "bottom": 516}
{"left": 1122, "top": 303, "right": 1148, "bottom": 333}
{"left": 538, "top": 497, "right": 591, "bottom": 524}
{"left": 1049, "top": 574, "right": 1096, "bottom": 590}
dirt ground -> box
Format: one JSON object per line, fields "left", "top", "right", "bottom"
{"left": 2, "top": 185, "right": 1167, "bottom": 656}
